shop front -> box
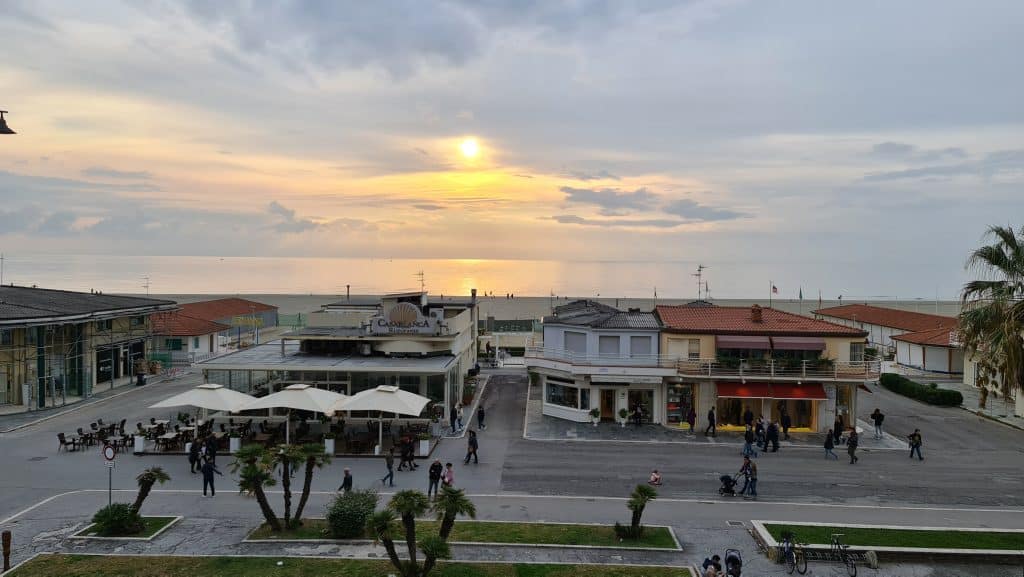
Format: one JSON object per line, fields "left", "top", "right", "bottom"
{"left": 665, "top": 381, "right": 696, "bottom": 428}
{"left": 539, "top": 373, "right": 664, "bottom": 424}
{"left": 714, "top": 382, "right": 828, "bottom": 432}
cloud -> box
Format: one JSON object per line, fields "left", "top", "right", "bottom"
{"left": 81, "top": 166, "right": 153, "bottom": 180}
{"left": 412, "top": 203, "right": 446, "bottom": 211}
{"left": 267, "top": 201, "right": 319, "bottom": 233}
{"left": 567, "top": 169, "right": 620, "bottom": 181}
{"left": 560, "top": 186, "right": 658, "bottom": 215}
{"left": 551, "top": 214, "right": 685, "bottom": 228}
{"left": 662, "top": 198, "right": 744, "bottom": 221}
{"left": 869, "top": 141, "right": 967, "bottom": 162}
{"left": 862, "top": 149, "right": 1024, "bottom": 182}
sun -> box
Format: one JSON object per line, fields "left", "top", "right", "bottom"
{"left": 459, "top": 138, "right": 480, "bottom": 158}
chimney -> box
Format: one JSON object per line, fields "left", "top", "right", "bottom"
{"left": 346, "top": 285, "right": 350, "bottom": 301}
{"left": 471, "top": 288, "right": 477, "bottom": 305}
{"left": 751, "top": 304, "right": 763, "bottom": 323}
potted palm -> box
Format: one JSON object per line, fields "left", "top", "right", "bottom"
{"left": 618, "top": 408, "right": 629, "bottom": 427}
{"left": 229, "top": 431, "right": 242, "bottom": 454}
{"left": 323, "top": 431, "right": 336, "bottom": 455}
{"left": 589, "top": 407, "right": 601, "bottom": 426}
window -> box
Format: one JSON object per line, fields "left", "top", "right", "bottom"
{"left": 579, "top": 388, "right": 590, "bottom": 410}
{"left": 630, "top": 335, "right": 652, "bottom": 356}
{"left": 545, "top": 381, "right": 579, "bottom": 408}
{"left": 0, "top": 329, "right": 11, "bottom": 346}
{"left": 598, "top": 335, "right": 620, "bottom": 356}
{"left": 130, "top": 316, "right": 145, "bottom": 327}
{"left": 164, "top": 338, "right": 183, "bottom": 351}
{"left": 850, "top": 342, "right": 865, "bottom": 362}
{"left": 688, "top": 339, "right": 701, "bottom": 360}
{"left": 563, "top": 331, "right": 587, "bottom": 354}
{"left": 96, "top": 320, "right": 113, "bottom": 331}
{"left": 193, "top": 337, "right": 200, "bottom": 349}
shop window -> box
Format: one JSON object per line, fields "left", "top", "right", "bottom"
{"left": 598, "top": 335, "right": 620, "bottom": 356}
{"left": 771, "top": 399, "right": 814, "bottom": 429}
{"left": 580, "top": 388, "right": 590, "bottom": 410}
{"left": 665, "top": 384, "right": 693, "bottom": 425}
{"left": 546, "top": 382, "right": 579, "bottom": 408}
{"left": 850, "top": 342, "right": 865, "bottom": 362}
{"left": 715, "top": 397, "right": 746, "bottom": 427}
{"left": 426, "top": 374, "right": 445, "bottom": 402}
{"left": 630, "top": 336, "right": 652, "bottom": 356}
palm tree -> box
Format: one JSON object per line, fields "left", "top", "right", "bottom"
{"left": 388, "top": 490, "right": 431, "bottom": 572}
{"left": 627, "top": 484, "right": 657, "bottom": 538}
{"left": 960, "top": 225, "right": 1024, "bottom": 400}
{"left": 291, "top": 443, "right": 331, "bottom": 528}
{"left": 230, "top": 445, "right": 281, "bottom": 532}
{"left": 270, "top": 444, "right": 305, "bottom": 528}
{"left": 421, "top": 486, "right": 475, "bottom": 575}
{"left": 366, "top": 509, "right": 406, "bottom": 575}
{"left": 131, "top": 466, "right": 170, "bottom": 514}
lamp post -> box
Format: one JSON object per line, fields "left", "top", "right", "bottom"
{"left": 0, "top": 111, "right": 15, "bottom": 134}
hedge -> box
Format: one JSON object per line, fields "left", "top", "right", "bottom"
{"left": 878, "top": 373, "right": 963, "bottom": 406}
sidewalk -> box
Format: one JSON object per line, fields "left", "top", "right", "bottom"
{"left": 0, "top": 370, "right": 195, "bottom": 433}
{"left": 944, "top": 380, "right": 1024, "bottom": 431}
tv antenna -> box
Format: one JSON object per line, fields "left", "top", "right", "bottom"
{"left": 692, "top": 265, "right": 708, "bottom": 301}
{"left": 141, "top": 275, "right": 151, "bottom": 296}
{"left": 414, "top": 270, "right": 426, "bottom": 292}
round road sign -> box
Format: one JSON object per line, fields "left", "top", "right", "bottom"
{"left": 102, "top": 445, "right": 116, "bottom": 461}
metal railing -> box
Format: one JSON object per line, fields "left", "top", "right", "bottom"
{"left": 525, "top": 347, "right": 880, "bottom": 379}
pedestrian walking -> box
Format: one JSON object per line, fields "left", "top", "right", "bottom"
{"left": 477, "top": 406, "right": 486, "bottom": 429}
{"left": 742, "top": 426, "right": 758, "bottom": 458}
{"left": 908, "top": 428, "right": 924, "bottom": 460}
{"left": 205, "top": 436, "right": 218, "bottom": 464}
{"left": 339, "top": 468, "right": 353, "bottom": 492}
{"left": 632, "top": 402, "right": 644, "bottom": 427}
{"left": 441, "top": 462, "right": 455, "bottom": 488}
{"left": 871, "top": 408, "right": 885, "bottom": 439}
{"left": 456, "top": 403, "right": 465, "bottom": 431}
{"left": 847, "top": 430, "right": 859, "bottom": 464}
{"left": 381, "top": 448, "right": 395, "bottom": 487}
{"left": 705, "top": 407, "right": 717, "bottom": 436}
{"left": 686, "top": 407, "right": 696, "bottom": 433}
{"left": 427, "top": 459, "right": 443, "bottom": 497}
{"left": 188, "top": 440, "right": 201, "bottom": 474}
{"left": 464, "top": 430, "right": 479, "bottom": 464}
{"left": 824, "top": 429, "right": 839, "bottom": 459}
{"left": 766, "top": 421, "right": 780, "bottom": 453}
{"left": 755, "top": 416, "right": 766, "bottom": 449}
{"left": 200, "top": 457, "right": 222, "bottom": 497}
{"left": 742, "top": 406, "right": 754, "bottom": 428}
{"left": 781, "top": 410, "right": 792, "bottom": 440}
{"left": 833, "top": 415, "right": 844, "bottom": 445}
{"left": 449, "top": 405, "right": 458, "bottom": 433}
{"left": 739, "top": 456, "right": 757, "bottom": 499}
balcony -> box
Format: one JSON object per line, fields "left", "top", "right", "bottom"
{"left": 677, "top": 358, "right": 881, "bottom": 381}
{"left": 524, "top": 346, "right": 679, "bottom": 377}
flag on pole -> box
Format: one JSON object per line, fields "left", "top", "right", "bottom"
{"left": 772, "top": 284, "right": 779, "bottom": 294}
{"left": 818, "top": 289, "right": 822, "bottom": 310}
{"left": 799, "top": 287, "right": 803, "bottom": 300}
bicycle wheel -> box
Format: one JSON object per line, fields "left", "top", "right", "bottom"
{"left": 795, "top": 549, "right": 808, "bottom": 574}
{"left": 784, "top": 549, "right": 796, "bottom": 574}
{"left": 845, "top": 554, "right": 857, "bottom": 577}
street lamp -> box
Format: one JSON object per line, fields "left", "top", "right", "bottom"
{"left": 0, "top": 111, "right": 15, "bottom": 134}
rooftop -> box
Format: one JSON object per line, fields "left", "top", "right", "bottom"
{"left": 656, "top": 304, "right": 867, "bottom": 337}
{"left": 178, "top": 298, "right": 276, "bottom": 322}
{"left": 544, "top": 299, "right": 659, "bottom": 330}
{"left": 199, "top": 340, "right": 456, "bottom": 373}
{"left": 891, "top": 326, "right": 958, "bottom": 347}
{"left": 0, "top": 285, "right": 176, "bottom": 326}
{"left": 813, "top": 304, "right": 957, "bottom": 332}
{"left": 151, "top": 312, "right": 231, "bottom": 337}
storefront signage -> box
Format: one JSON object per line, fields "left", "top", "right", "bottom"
{"left": 369, "top": 317, "right": 438, "bottom": 335}
{"left": 590, "top": 375, "right": 663, "bottom": 384}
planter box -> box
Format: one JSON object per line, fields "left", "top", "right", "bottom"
{"left": 133, "top": 435, "right": 145, "bottom": 454}
{"left": 418, "top": 439, "right": 431, "bottom": 456}
{"left": 229, "top": 437, "right": 241, "bottom": 454}
{"left": 324, "top": 438, "right": 335, "bottom": 455}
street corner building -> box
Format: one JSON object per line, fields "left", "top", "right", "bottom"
{"left": 198, "top": 290, "right": 479, "bottom": 420}
{"left": 526, "top": 300, "right": 879, "bottom": 433}
{"left": 0, "top": 285, "right": 176, "bottom": 410}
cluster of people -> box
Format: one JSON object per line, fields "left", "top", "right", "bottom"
{"left": 186, "top": 437, "right": 223, "bottom": 497}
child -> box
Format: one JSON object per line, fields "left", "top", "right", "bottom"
{"left": 648, "top": 469, "right": 663, "bottom": 486}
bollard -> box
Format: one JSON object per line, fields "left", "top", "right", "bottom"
{"left": 2, "top": 529, "right": 11, "bottom": 572}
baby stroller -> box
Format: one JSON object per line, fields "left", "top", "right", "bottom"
{"left": 724, "top": 549, "right": 742, "bottom": 576}
{"left": 718, "top": 474, "right": 739, "bottom": 496}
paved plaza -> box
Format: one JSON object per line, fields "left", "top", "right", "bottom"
{"left": 1, "top": 368, "right": 1022, "bottom": 576}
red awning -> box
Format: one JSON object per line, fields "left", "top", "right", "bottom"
{"left": 716, "top": 335, "right": 771, "bottom": 349}
{"left": 716, "top": 382, "right": 772, "bottom": 398}
{"left": 771, "top": 384, "right": 827, "bottom": 400}
{"left": 771, "top": 336, "right": 826, "bottom": 351}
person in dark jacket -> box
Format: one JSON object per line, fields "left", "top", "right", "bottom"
{"left": 755, "top": 416, "right": 766, "bottom": 449}
{"left": 200, "top": 457, "right": 222, "bottom": 497}
{"left": 427, "top": 459, "right": 443, "bottom": 497}
{"left": 824, "top": 429, "right": 838, "bottom": 459}
{"left": 464, "top": 430, "right": 479, "bottom": 464}
{"left": 847, "top": 430, "right": 859, "bottom": 464}
{"left": 766, "top": 421, "right": 780, "bottom": 452}
{"left": 339, "top": 468, "right": 353, "bottom": 492}
{"left": 780, "top": 410, "right": 792, "bottom": 440}
{"left": 477, "top": 406, "right": 486, "bottom": 429}
{"left": 204, "top": 436, "right": 218, "bottom": 464}
{"left": 833, "top": 415, "right": 844, "bottom": 445}
{"left": 742, "top": 425, "right": 758, "bottom": 458}
{"left": 908, "top": 428, "right": 923, "bottom": 460}
{"left": 381, "top": 448, "right": 395, "bottom": 487}
{"left": 686, "top": 408, "right": 696, "bottom": 433}
{"left": 449, "top": 405, "right": 458, "bottom": 434}
{"left": 188, "top": 440, "right": 201, "bottom": 474}
{"left": 871, "top": 408, "right": 885, "bottom": 440}
{"left": 632, "top": 403, "right": 644, "bottom": 427}
{"left": 705, "top": 407, "right": 717, "bottom": 436}
{"left": 742, "top": 407, "right": 754, "bottom": 428}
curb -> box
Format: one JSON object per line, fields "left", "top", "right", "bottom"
{"left": 959, "top": 406, "right": 1024, "bottom": 432}
{"left": 69, "top": 516, "right": 183, "bottom": 542}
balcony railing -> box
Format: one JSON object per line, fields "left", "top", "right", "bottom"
{"left": 677, "top": 358, "right": 881, "bottom": 380}
{"left": 525, "top": 346, "right": 679, "bottom": 368}
{"left": 525, "top": 347, "right": 880, "bottom": 379}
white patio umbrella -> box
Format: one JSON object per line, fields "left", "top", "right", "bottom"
{"left": 149, "top": 383, "right": 256, "bottom": 419}
{"left": 241, "top": 383, "right": 348, "bottom": 444}
{"left": 328, "top": 385, "right": 431, "bottom": 452}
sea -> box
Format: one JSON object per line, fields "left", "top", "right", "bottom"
{"left": 0, "top": 254, "right": 962, "bottom": 317}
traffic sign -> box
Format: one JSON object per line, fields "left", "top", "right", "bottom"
{"left": 102, "top": 445, "right": 115, "bottom": 461}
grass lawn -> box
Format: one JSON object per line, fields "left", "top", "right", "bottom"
{"left": 9, "top": 554, "right": 692, "bottom": 577}
{"left": 249, "top": 518, "right": 677, "bottom": 549}
{"left": 765, "top": 524, "right": 1024, "bottom": 550}
{"left": 76, "top": 516, "right": 177, "bottom": 538}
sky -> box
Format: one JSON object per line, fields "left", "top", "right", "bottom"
{"left": 0, "top": 0, "right": 1022, "bottom": 297}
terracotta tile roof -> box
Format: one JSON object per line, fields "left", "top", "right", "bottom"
{"left": 151, "top": 312, "right": 230, "bottom": 336}
{"left": 655, "top": 305, "right": 867, "bottom": 337}
{"left": 813, "top": 304, "right": 956, "bottom": 332}
{"left": 544, "top": 300, "right": 659, "bottom": 329}
{"left": 891, "top": 326, "right": 958, "bottom": 347}
{"left": 178, "top": 298, "right": 276, "bottom": 322}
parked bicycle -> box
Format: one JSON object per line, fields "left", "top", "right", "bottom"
{"left": 830, "top": 533, "right": 857, "bottom": 577}
{"left": 779, "top": 531, "right": 807, "bottom": 574}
